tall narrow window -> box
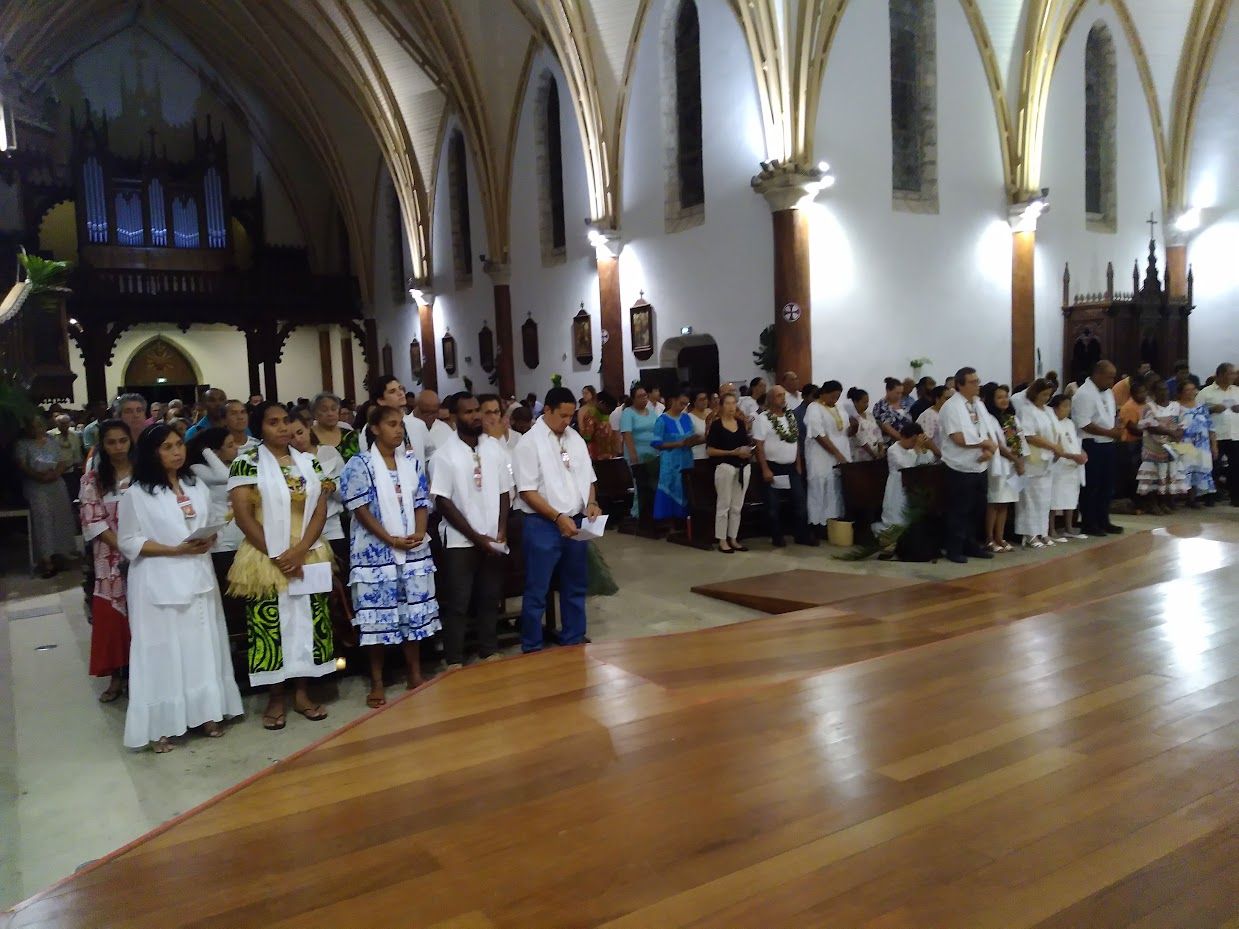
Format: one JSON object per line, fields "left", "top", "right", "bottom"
{"left": 1084, "top": 23, "right": 1117, "bottom": 231}
{"left": 448, "top": 131, "right": 473, "bottom": 285}
{"left": 547, "top": 84, "right": 566, "bottom": 251}
{"left": 889, "top": 0, "right": 938, "bottom": 211}
{"left": 674, "top": 0, "right": 704, "bottom": 211}
{"left": 537, "top": 73, "right": 567, "bottom": 264}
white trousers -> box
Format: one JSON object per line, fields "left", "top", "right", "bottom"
{"left": 714, "top": 463, "right": 751, "bottom": 540}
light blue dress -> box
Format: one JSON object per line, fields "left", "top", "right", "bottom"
{"left": 651, "top": 412, "right": 694, "bottom": 519}
{"left": 1180, "top": 403, "right": 1216, "bottom": 493}
{"left": 339, "top": 451, "right": 440, "bottom": 646}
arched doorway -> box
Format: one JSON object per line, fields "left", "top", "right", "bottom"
{"left": 657, "top": 334, "right": 720, "bottom": 393}
{"left": 123, "top": 336, "right": 199, "bottom": 402}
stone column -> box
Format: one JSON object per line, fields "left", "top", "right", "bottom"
{"left": 752, "top": 165, "right": 824, "bottom": 385}
{"left": 1011, "top": 230, "right": 1036, "bottom": 385}
{"left": 484, "top": 261, "right": 516, "bottom": 398}
{"left": 418, "top": 300, "right": 438, "bottom": 392}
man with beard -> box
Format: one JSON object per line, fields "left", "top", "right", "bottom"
{"left": 430, "top": 393, "right": 511, "bottom": 668}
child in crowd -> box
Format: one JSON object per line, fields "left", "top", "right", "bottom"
{"left": 1049, "top": 394, "right": 1088, "bottom": 539}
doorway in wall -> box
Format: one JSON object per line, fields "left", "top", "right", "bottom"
{"left": 122, "top": 336, "right": 200, "bottom": 403}
{"left": 658, "top": 334, "right": 720, "bottom": 393}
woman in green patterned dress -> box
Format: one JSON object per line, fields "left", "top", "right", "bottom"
{"left": 227, "top": 401, "right": 336, "bottom": 731}
{"left": 311, "top": 392, "right": 360, "bottom": 463}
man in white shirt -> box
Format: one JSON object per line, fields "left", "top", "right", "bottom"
{"left": 779, "top": 371, "right": 802, "bottom": 409}
{"left": 939, "top": 367, "right": 997, "bottom": 563}
{"left": 737, "top": 377, "right": 767, "bottom": 422}
{"left": 430, "top": 393, "right": 511, "bottom": 668}
{"left": 1199, "top": 362, "right": 1239, "bottom": 505}
{"left": 648, "top": 386, "right": 666, "bottom": 416}
{"left": 752, "top": 385, "right": 816, "bottom": 547}
{"left": 1071, "top": 360, "right": 1124, "bottom": 535}
{"left": 513, "top": 386, "right": 602, "bottom": 653}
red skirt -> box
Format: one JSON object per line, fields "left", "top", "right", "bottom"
{"left": 89, "top": 596, "right": 131, "bottom": 677}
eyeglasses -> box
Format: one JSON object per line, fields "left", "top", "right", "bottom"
{"left": 472, "top": 450, "right": 483, "bottom": 489}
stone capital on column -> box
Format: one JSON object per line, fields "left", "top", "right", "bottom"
{"left": 482, "top": 260, "right": 511, "bottom": 287}
{"left": 751, "top": 161, "right": 832, "bottom": 213}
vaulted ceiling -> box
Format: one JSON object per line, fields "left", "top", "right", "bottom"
{"left": 0, "top": 0, "right": 1232, "bottom": 288}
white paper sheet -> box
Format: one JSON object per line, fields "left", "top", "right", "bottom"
{"left": 184, "top": 523, "right": 226, "bottom": 542}
{"left": 1006, "top": 474, "right": 1028, "bottom": 494}
{"left": 771, "top": 474, "right": 791, "bottom": 490}
{"left": 576, "top": 515, "right": 608, "bottom": 540}
{"left": 488, "top": 540, "right": 511, "bottom": 555}
{"left": 286, "top": 561, "right": 333, "bottom": 596}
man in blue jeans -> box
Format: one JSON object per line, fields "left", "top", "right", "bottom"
{"left": 513, "top": 386, "right": 602, "bottom": 652}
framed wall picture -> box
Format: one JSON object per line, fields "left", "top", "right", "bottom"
{"left": 409, "top": 338, "right": 422, "bottom": 381}
{"left": 630, "top": 291, "right": 654, "bottom": 360}
{"left": 442, "top": 331, "right": 458, "bottom": 376}
{"left": 572, "top": 303, "right": 593, "bottom": 365}
{"left": 479, "top": 323, "right": 495, "bottom": 372}
{"left": 522, "top": 314, "right": 539, "bottom": 369}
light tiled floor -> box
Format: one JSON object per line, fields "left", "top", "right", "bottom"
{"left": 2, "top": 506, "right": 1233, "bottom": 908}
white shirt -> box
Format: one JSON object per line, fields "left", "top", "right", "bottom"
{"left": 1018, "top": 403, "right": 1059, "bottom": 474}
{"left": 916, "top": 407, "right": 942, "bottom": 448}
{"left": 1071, "top": 378, "right": 1117, "bottom": 443}
{"left": 738, "top": 396, "right": 760, "bottom": 420}
{"left": 804, "top": 402, "right": 852, "bottom": 471}
{"left": 608, "top": 405, "right": 625, "bottom": 432}
{"left": 784, "top": 391, "right": 802, "bottom": 409}
{"left": 426, "top": 418, "right": 454, "bottom": 461}
{"left": 513, "top": 417, "right": 596, "bottom": 516}
{"left": 1198, "top": 384, "right": 1239, "bottom": 441}
{"left": 430, "top": 434, "right": 510, "bottom": 548}
{"left": 752, "top": 409, "right": 799, "bottom": 465}
{"left": 938, "top": 393, "right": 990, "bottom": 473}
{"left": 404, "top": 414, "right": 430, "bottom": 464}
{"left": 688, "top": 412, "right": 710, "bottom": 461}
{"left": 651, "top": 401, "right": 666, "bottom": 416}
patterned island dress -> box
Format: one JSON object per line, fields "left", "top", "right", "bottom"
{"left": 338, "top": 449, "right": 440, "bottom": 646}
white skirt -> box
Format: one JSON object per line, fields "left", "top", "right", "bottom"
{"left": 1014, "top": 469, "right": 1052, "bottom": 538}
{"left": 807, "top": 463, "right": 844, "bottom": 525}
{"left": 1050, "top": 465, "right": 1083, "bottom": 511}
{"left": 124, "top": 590, "right": 244, "bottom": 748}
{"left": 987, "top": 471, "right": 1018, "bottom": 504}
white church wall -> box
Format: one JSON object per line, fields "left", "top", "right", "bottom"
{"left": 427, "top": 122, "right": 496, "bottom": 398}
{"left": 1034, "top": 3, "right": 1164, "bottom": 382}
{"left": 105, "top": 325, "right": 249, "bottom": 401}
{"left": 1185, "top": 4, "right": 1239, "bottom": 375}
{"left": 368, "top": 166, "right": 420, "bottom": 394}
{"left": 508, "top": 52, "right": 600, "bottom": 401}
{"left": 810, "top": 0, "right": 1011, "bottom": 392}
{"left": 617, "top": 0, "right": 772, "bottom": 391}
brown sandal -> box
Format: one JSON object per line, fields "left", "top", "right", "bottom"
{"left": 262, "top": 712, "right": 286, "bottom": 731}
{"left": 294, "top": 704, "right": 329, "bottom": 721}
{"left": 366, "top": 692, "right": 386, "bottom": 709}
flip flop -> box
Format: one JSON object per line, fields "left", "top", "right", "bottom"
{"left": 366, "top": 693, "right": 386, "bottom": 709}
{"left": 262, "top": 712, "right": 286, "bottom": 731}
{"left": 294, "top": 705, "right": 328, "bottom": 721}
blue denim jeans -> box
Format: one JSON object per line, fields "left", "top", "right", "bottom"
{"left": 520, "top": 513, "right": 588, "bottom": 652}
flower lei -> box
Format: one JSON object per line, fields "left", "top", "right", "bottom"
{"left": 765, "top": 409, "right": 799, "bottom": 443}
{"left": 1000, "top": 412, "right": 1024, "bottom": 455}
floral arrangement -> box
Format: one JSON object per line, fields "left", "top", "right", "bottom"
{"left": 909, "top": 357, "right": 932, "bottom": 371}
{"left": 551, "top": 374, "right": 563, "bottom": 388}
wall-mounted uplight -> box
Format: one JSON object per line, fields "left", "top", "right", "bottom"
{"left": 1008, "top": 188, "right": 1050, "bottom": 233}
{"left": 407, "top": 278, "right": 433, "bottom": 306}
{"left": 156, "top": 377, "right": 167, "bottom": 384}
{"left": 586, "top": 225, "right": 620, "bottom": 259}
{"left": 1174, "top": 207, "right": 1202, "bottom": 234}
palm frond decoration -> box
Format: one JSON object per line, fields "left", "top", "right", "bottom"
{"left": 18, "top": 248, "right": 72, "bottom": 295}
{"left": 833, "top": 488, "right": 932, "bottom": 562}
{"left": 753, "top": 324, "right": 776, "bottom": 374}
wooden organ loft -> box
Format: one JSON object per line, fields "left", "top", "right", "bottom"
{"left": 1, "top": 101, "right": 368, "bottom": 404}
{"left": 1061, "top": 234, "right": 1194, "bottom": 385}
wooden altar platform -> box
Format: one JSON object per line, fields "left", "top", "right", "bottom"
{"left": 5, "top": 524, "right": 1239, "bottom": 928}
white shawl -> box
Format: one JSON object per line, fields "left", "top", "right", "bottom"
{"left": 256, "top": 444, "right": 321, "bottom": 559}
{"left": 368, "top": 445, "right": 420, "bottom": 565}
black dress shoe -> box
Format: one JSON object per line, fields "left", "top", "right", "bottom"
{"left": 966, "top": 548, "right": 994, "bottom": 559}
{"left": 1103, "top": 524, "right": 1124, "bottom": 534}
{"left": 772, "top": 537, "right": 787, "bottom": 548}
{"left": 946, "top": 553, "right": 967, "bottom": 564}
{"left": 1080, "top": 524, "right": 1103, "bottom": 537}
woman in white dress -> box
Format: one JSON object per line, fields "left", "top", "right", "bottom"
{"left": 117, "top": 424, "right": 243, "bottom": 752}
{"left": 846, "top": 388, "right": 884, "bottom": 461}
{"left": 1016, "top": 379, "right": 1071, "bottom": 548}
{"left": 290, "top": 418, "right": 346, "bottom": 559}
{"left": 983, "top": 385, "right": 1026, "bottom": 553}
{"left": 687, "top": 389, "right": 713, "bottom": 462}
{"left": 873, "top": 422, "right": 935, "bottom": 535}
{"left": 1049, "top": 394, "right": 1088, "bottom": 539}
{"left": 804, "top": 381, "right": 852, "bottom": 537}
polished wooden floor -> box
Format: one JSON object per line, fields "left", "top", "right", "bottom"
{"left": 6, "top": 524, "right": 1239, "bottom": 928}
